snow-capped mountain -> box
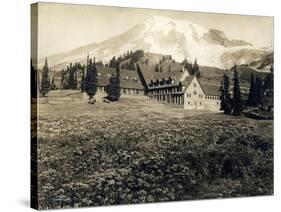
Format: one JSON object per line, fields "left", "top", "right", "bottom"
{"left": 40, "top": 15, "right": 272, "bottom": 70}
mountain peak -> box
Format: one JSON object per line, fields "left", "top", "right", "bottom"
{"left": 141, "top": 15, "right": 208, "bottom": 35}
{"left": 41, "top": 16, "right": 270, "bottom": 70}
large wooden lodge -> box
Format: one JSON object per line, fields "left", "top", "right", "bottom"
{"left": 51, "top": 60, "right": 221, "bottom": 111}
{"left": 137, "top": 65, "right": 221, "bottom": 111}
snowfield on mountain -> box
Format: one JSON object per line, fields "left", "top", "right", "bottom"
{"left": 40, "top": 15, "right": 272, "bottom": 70}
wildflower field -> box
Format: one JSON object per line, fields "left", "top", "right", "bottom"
{"left": 33, "top": 91, "right": 273, "bottom": 209}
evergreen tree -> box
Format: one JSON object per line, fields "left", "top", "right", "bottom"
{"left": 60, "top": 70, "right": 68, "bottom": 89}
{"left": 85, "top": 58, "right": 97, "bottom": 102}
{"left": 73, "top": 71, "right": 78, "bottom": 89}
{"left": 68, "top": 63, "right": 76, "bottom": 89}
{"left": 40, "top": 58, "right": 50, "bottom": 97}
{"left": 220, "top": 81, "right": 225, "bottom": 111}
{"left": 269, "top": 65, "right": 274, "bottom": 93}
{"left": 181, "top": 58, "right": 188, "bottom": 65}
{"left": 128, "top": 60, "right": 135, "bottom": 70}
{"left": 195, "top": 70, "right": 201, "bottom": 78}
{"left": 155, "top": 64, "right": 159, "bottom": 72}
{"left": 186, "top": 62, "right": 193, "bottom": 74}
{"left": 106, "top": 64, "right": 121, "bottom": 101}
{"left": 254, "top": 76, "right": 263, "bottom": 106}
{"left": 247, "top": 73, "right": 255, "bottom": 106}
{"left": 232, "top": 66, "right": 243, "bottom": 116}
{"left": 192, "top": 58, "right": 199, "bottom": 75}
{"left": 264, "top": 65, "right": 273, "bottom": 95}
{"left": 109, "top": 56, "right": 116, "bottom": 68}
{"left": 81, "top": 69, "right": 85, "bottom": 92}
{"left": 60, "top": 71, "right": 64, "bottom": 90}
{"left": 51, "top": 76, "right": 56, "bottom": 90}
{"left": 220, "top": 73, "right": 231, "bottom": 114}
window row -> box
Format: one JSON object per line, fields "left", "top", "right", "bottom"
{"left": 186, "top": 93, "right": 204, "bottom": 98}
{"left": 187, "top": 101, "right": 220, "bottom": 105}
{"left": 205, "top": 96, "right": 220, "bottom": 100}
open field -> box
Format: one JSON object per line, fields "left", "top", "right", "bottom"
{"left": 33, "top": 91, "right": 273, "bottom": 209}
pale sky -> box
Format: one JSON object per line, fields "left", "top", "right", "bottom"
{"left": 36, "top": 2, "right": 273, "bottom": 58}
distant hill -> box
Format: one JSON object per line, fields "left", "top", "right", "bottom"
{"left": 249, "top": 52, "right": 273, "bottom": 71}
{"left": 42, "top": 49, "right": 271, "bottom": 93}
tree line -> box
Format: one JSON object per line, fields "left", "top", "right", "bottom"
{"left": 111, "top": 49, "right": 144, "bottom": 70}
{"left": 181, "top": 58, "right": 201, "bottom": 77}
{"left": 220, "top": 65, "right": 273, "bottom": 116}
{"left": 81, "top": 55, "right": 121, "bottom": 103}
{"left": 60, "top": 62, "right": 85, "bottom": 90}
{"left": 39, "top": 56, "right": 121, "bottom": 102}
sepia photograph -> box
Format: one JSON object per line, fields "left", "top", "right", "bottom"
{"left": 31, "top": 2, "right": 273, "bottom": 210}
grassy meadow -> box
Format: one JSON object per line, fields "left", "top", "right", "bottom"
{"left": 33, "top": 90, "right": 273, "bottom": 209}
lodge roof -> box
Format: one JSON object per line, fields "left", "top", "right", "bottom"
{"left": 96, "top": 66, "right": 144, "bottom": 89}
{"left": 182, "top": 76, "right": 221, "bottom": 96}
{"left": 182, "top": 75, "right": 195, "bottom": 87}
{"left": 137, "top": 64, "right": 185, "bottom": 87}
{"left": 200, "top": 84, "right": 221, "bottom": 96}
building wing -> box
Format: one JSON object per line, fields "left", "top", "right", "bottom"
{"left": 96, "top": 66, "right": 144, "bottom": 89}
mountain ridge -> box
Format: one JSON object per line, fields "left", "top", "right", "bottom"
{"left": 38, "top": 15, "right": 272, "bottom": 71}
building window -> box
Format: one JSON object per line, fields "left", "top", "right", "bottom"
{"left": 200, "top": 102, "right": 202, "bottom": 105}
{"left": 188, "top": 101, "right": 190, "bottom": 104}
{"left": 193, "top": 83, "right": 197, "bottom": 87}
{"left": 193, "top": 91, "right": 197, "bottom": 95}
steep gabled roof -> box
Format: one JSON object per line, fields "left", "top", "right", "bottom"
{"left": 182, "top": 75, "right": 195, "bottom": 87}
{"left": 137, "top": 64, "right": 185, "bottom": 86}
{"left": 182, "top": 75, "right": 220, "bottom": 96}
{"left": 200, "top": 84, "right": 221, "bottom": 96}
{"left": 96, "top": 66, "right": 144, "bottom": 89}
{"left": 197, "top": 78, "right": 221, "bottom": 96}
